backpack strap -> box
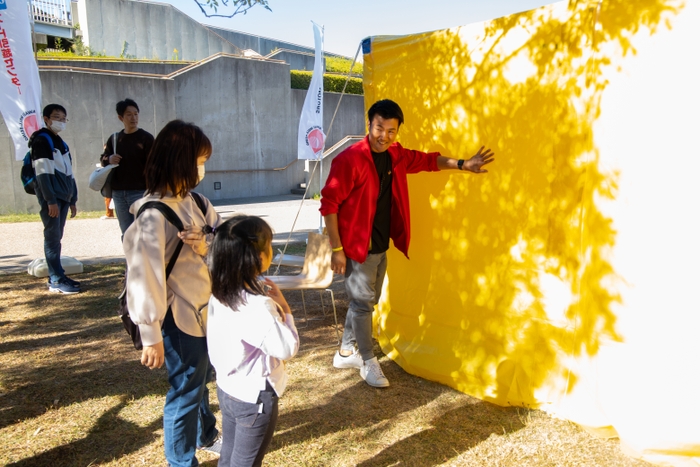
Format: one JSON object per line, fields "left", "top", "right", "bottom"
{"left": 30, "top": 131, "right": 55, "bottom": 160}
{"left": 136, "top": 201, "right": 185, "bottom": 279}
{"left": 190, "top": 191, "right": 215, "bottom": 235}
{"left": 39, "top": 132, "right": 56, "bottom": 153}
{"left": 190, "top": 191, "right": 207, "bottom": 216}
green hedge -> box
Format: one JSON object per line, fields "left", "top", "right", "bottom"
{"left": 290, "top": 71, "right": 363, "bottom": 95}
{"left": 325, "top": 56, "right": 363, "bottom": 75}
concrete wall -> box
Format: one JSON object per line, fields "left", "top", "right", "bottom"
{"left": 266, "top": 51, "right": 316, "bottom": 74}
{"left": 207, "top": 26, "right": 346, "bottom": 59}
{"left": 0, "top": 70, "right": 177, "bottom": 214}
{"left": 79, "top": 0, "right": 240, "bottom": 61}
{"left": 0, "top": 56, "right": 365, "bottom": 214}
{"left": 175, "top": 57, "right": 301, "bottom": 202}
{"left": 77, "top": 0, "right": 348, "bottom": 69}
{"left": 38, "top": 59, "right": 188, "bottom": 75}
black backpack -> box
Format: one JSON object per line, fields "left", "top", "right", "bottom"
{"left": 118, "top": 192, "right": 209, "bottom": 350}
{"left": 21, "top": 132, "right": 68, "bottom": 195}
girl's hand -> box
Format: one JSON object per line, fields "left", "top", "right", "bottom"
{"left": 263, "top": 277, "right": 291, "bottom": 320}
{"left": 179, "top": 225, "right": 208, "bottom": 256}
{"left": 141, "top": 341, "right": 165, "bottom": 369}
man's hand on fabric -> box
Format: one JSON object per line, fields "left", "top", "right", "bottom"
{"left": 70, "top": 205, "right": 77, "bottom": 218}
{"left": 464, "top": 146, "right": 495, "bottom": 173}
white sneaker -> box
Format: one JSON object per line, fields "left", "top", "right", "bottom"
{"left": 333, "top": 349, "right": 363, "bottom": 369}
{"left": 360, "top": 357, "right": 390, "bottom": 388}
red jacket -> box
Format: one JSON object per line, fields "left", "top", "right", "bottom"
{"left": 320, "top": 136, "right": 440, "bottom": 263}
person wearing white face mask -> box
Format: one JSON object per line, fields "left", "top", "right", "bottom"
{"left": 28, "top": 104, "right": 80, "bottom": 294}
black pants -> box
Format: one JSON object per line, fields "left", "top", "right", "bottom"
{"left": 217, "top": 382, "right": 279, "bottom": 467}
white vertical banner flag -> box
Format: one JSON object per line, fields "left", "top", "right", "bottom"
{"left": 0, "top": 0, "right": 43, "bottom": 160}
{"left": 297, "top": 22, "right": 325, "bottom": 160}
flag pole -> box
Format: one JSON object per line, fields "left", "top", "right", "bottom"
{"left": 28, "top": 0, "right": 38, "bottom": 63}
{"left": 318, "top": 24, "right": 325, "bottom": 234}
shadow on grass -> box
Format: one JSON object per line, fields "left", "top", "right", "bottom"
{"left": 0, "top": 264, "right": 171, "bottom": 430}
{"left": 0, "top": 264, "right": 175, "bottom": 465}
{"left": 357, "top": 401, "right": 525, "bottom": 466}
{"left": 6, "top": 399, "right": 163, "bottom": 467}
{"left": 270, "top": 346, "right": 526, "bottom": 466}
{"left": 2, "top": 261, "right": 524, "bottom": 466}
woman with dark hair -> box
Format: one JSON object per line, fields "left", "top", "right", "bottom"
{"left": 207, "top": 216, "right": 299, "bottom": 467}
{"left": 124, "top": 120, "right": 221, "bottom": 467}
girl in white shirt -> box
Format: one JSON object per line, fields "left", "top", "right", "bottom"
{"left": 207, "top": 216, "right": 299, "bottom": 467}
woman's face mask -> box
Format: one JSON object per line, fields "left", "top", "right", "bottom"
{"left": 197, "top": 164, "right": 206, "bottom": 183}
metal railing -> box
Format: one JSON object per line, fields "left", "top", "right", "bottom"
{"left": 32, "top": 0, "right": 72, "bottom": 27}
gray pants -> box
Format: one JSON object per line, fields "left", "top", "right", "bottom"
{"left": 342, "top": 252, "right": 387, "bottom": 361}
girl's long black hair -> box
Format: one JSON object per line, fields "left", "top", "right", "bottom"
{"left": 208, "top": 215, "right": 273, "bottom": 310}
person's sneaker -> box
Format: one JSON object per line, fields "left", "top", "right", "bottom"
{"left": 198, "top": 436, "right": 222, "bottom": 456}
{"left": 48, "top": 278, "right": 80, "bottom": 295}
{"left": 63, "top": 277, "right": 80, "bottom": 287}
{"left": 333, "top": 349, "right": 363, "bottom": 369}
{"left": 360, "top": 357, "right": 390, "bottom": 388}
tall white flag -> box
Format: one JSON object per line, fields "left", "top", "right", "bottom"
{"left": 297, "top": 22, "right": 325, "bottom": 160}
{"left": 0, "top": 0, "right": 43, "bottom": 160}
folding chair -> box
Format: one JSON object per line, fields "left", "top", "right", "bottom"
{"left": 265, "top": 232, "right": 340, "bottom": 346}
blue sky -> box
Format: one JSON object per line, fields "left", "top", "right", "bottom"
{"left": 161, "top": 0, "right": 558, "bottom": 58}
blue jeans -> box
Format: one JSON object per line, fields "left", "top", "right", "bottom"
{"left": 112, "top": 189, "right": 145, "bottom": 236}
{"left": 38, "top": 197, "right": 70, "bottom": 283}
{"left": 341, "top": 252, "right": 388, "bottom": 361}
{"left": 217, "top": 384, "right": 279, "bottom": 467}
{"left": 162, "top": 311, "right": 218, "bottom": 467}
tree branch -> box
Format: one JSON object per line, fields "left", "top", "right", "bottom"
{"left": 194, "top": 0, "right": 272, "bottom": 18}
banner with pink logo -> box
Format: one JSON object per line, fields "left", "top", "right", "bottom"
{"left": 0, "top": 0, "right": 44, "bottom": 160}
{"left": 297, "top": 22, "right": 325, "bottom": 160}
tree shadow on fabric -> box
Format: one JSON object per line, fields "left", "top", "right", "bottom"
{"left": 363, "top": 0, "right": 682, "bottom": 405}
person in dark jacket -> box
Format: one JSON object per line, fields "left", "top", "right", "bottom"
{"left": 100, "top": 98, "right": 154, "bottom": 236}
{"left": 28, "top": 103, "right": 80, "bottom": 294}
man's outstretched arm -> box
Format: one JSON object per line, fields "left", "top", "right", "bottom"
{"left": 437, "top": 146, "right": 495, "bottom": 173}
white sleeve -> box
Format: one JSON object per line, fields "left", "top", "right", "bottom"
{"left": 124, "top": 210, "right": 169, "bottom": 346}
{"left": 245, "top": 298, "right": 300, "bottom": 360}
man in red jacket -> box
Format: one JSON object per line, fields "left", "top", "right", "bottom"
{"left": 320, "top": 99, "right": 494, "bottom": 388}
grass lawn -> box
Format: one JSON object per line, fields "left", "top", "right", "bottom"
{"left": 0, "top": 211, "right": 105, "bottom": 224}
{"left": 0, "top": 263, "right": 651, "bottom": 466}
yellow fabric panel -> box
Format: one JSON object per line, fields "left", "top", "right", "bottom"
{"left": 362, "top": 0, "right": 699, "bottom": 465}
